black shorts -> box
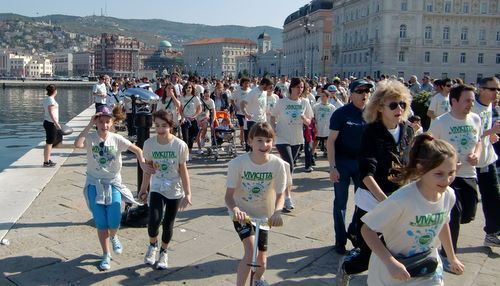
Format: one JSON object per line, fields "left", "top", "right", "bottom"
{"left": 316, "top": 136, "right": 328, "bottom": 141}
{"left": 233, "top": 221, "right": 268, "bottom": 251}
{"left": 43, "top": 120, "right": 57, "bottom": 144}
{"left": 236, "top": 114, "right": 245, "bottom": 127}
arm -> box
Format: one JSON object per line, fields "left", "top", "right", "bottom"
{"left": 138, "top": 171, "right": 152, "bottom": 203}
{"left": 327, "top": 130, "right": 340, "bottom": 183}
{"left": 225, "top": 187, "right": 246, "bottom": 224}
{"left": 48, "top": 105, "right": 61, "bottom": 130}
{"left": 426, "top": 110, "right": 436, "bottom": 120}
{"left": 363, "top": 175, "right": 388, "bottom": 202}
{"left": 438, "top": 224, "right": 464, "bottom": 274}
{"left": 178, "top": 162, "right": 192, "bottom": 210}
{"left": 361, "top": 224, "right": 410, "bottom": 281}
{"left": 466, "top": 141, "right": 482, "bottom": 166}
{"left": 269, "top": 192, "right": 284, "bottom": 227}
{"left": 240, "top": 99, "right": 250, "bottom": 119}
{"left": 127, "top": 144, "right": 155, "bottom": 175}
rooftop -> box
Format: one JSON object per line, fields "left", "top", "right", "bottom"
{"left": 184, "top": 37, "right": 256, "bottom": 46}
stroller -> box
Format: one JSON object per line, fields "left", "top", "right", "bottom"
{"left": 205, "top": 111, "right": 237, "bottom": 161}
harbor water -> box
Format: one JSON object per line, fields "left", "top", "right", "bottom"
{"left": 0, "top": 86, "right": 93, "bottom": 172}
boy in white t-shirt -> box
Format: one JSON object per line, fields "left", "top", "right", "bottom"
{"left": 312, "top": 91, "right": 336, "bottom": 157}
{"left": 225, "top": 122, "right": 287, "bottom": 286}
{"left": 427, "top": 79, "right": 452, "bottom": 120}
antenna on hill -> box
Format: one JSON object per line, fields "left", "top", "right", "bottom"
{"left": 105, "top": 1, "right": 108, "bottom": 16}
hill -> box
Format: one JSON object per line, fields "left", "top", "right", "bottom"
{"left": 0, "top": 13, "right": 283, "bottom": 49}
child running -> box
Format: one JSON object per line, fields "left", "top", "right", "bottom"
{"left": 74, "top": 105, "right": 151, "bottom": 271}
{"left": 360, "top": 133, "right": 464, "bottom": 285}
{"left": 225, "top": 122, "right": 287, "bottom": 286}
{"left": 139, "top": 110, "right": 192, "bottom": 269}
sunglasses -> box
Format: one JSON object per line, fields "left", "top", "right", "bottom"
{"left": 445, "top": 84, "right": 452, "bottom": 87}
{"left": 386, "top": 101, "right": 407, "bottom": 110}
{"left": 482, "top": 87, "right": 500, "bottom": 92}
{"left": 354, "top": 88, "right": 371, "bottom": 94}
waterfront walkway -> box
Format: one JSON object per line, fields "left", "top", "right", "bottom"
{"left": 0, "top": 109, "right": 499, "bottom": 285}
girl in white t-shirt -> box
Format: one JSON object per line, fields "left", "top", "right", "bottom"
{"left": 42, "top": 84, "right": 61, "bottom": 167}
{"left": 225, "top": 122, "right": 287, "bottom": 286}
{"left": 156, "top": 83, "right": 181, "bottom": 134}
{"left": 74, "top": 105, "right": 152, "bottom": 271}
{"left": 139, "top": 110, "right": 192, "bottom": 270}
{"left": 361, "top": 134, "right": 464, "bottom": 286}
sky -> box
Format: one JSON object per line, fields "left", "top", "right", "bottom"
{"left": 3, "top": 0, "right": 312, "bottom": 28}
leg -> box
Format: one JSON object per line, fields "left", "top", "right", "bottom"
{"left": 344, "top": 207, "right": 371, "bottom": 275}
{"left": 106, "top": 186, "right": 122, "bottom": 237}
{"left": 253, "top": 228, "right": 269, "bottom": 281}
{"left": 148, "top": 192, "right": 166, "bottom": 244}
{"left": 160, "top": 197, "right": 182, "bottom": 249}
{"left": 477, "top": 164, "right": 500, "bottom": 234}
{"left": 86, "top": 185, "right": 111, "bottom": 254}
{"left": 237, "top": 236, "right": 254, "bottom": 286}
{"left": 245, "top": 121, "right": 256, "bottom": 152}
{"left": 276, "top": 144, "right": 294, "bottom": 198}
{"left": 333, "top": 160, "right": 351, "bottom": 250}
{"left": 44, "top": 144, "right": 53, "bottom": 163}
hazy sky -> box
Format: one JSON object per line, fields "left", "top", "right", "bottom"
{"left": 3, "top": 0, "right": 311, "bottom": 28}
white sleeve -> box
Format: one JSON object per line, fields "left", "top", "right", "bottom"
{"left": 179, "top": 141, "right": 189, "bottom": 164}
{"left": 226, "top": 158, "right": 240, "bottom": 189}
{"left": 361, "top": 198, "right": 403, "bottom": 233}
{"left": 274, "top": 160, "right": 288, "bottom": 194}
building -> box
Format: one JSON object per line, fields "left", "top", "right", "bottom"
{"left": 26, "top": 57, "right": 52, "bottom": 78}
{"left": 141, "top": 40, "right": 183, "bottom": 76}
{"left": 0, "top": 50, "right": 8, "bottom": 76}
{"left": 283, "top": 0, "right": 333, "bottom": 78}
{"left": 7, "top": 54, "right": 32, "bottom": 77}
{"left": 73, "top": 51, "right": 95, "bottom": 77}
{"left": 331, "top": 0, "right": 500, "bottom": 82}
{"left": 94, "top": 33, "right": 141, "bottom": 77}
{"left": 184, "top": 37, "right": 257, "bottom": 78}
{"left": 53, "top": 52, "right": 73, "bottom": 77}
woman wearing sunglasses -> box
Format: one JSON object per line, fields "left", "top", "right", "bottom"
{"left": 337, "top": 79, "right": 415, "bottom": 283}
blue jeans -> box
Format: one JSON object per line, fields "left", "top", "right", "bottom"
{"left": 333, "top": 158, "right": 360, "bottom": 247}
{"left": 477, "top": 164, "right": 500, "bottom": 234}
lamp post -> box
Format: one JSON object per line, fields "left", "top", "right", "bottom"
{"left": 300, "top": 16, "right": 314, "bottom": 77}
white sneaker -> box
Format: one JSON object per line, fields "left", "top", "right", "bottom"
{"left": 99, "top": 253, "right": 111, "bottom": 271}
{"left": 144, "top": 244, "right": 158, "bottom": 265}
{"left": 110, "top": 235, "right": 123, "bottom": 254}
{"left": 284, "top": 197, "right": 295, "bottom": 210}
{"left": 157, "top": 251, "right": 168, "bottom": 269}
{"left": 254, "top": 279, "right": 270, "bottom": 286}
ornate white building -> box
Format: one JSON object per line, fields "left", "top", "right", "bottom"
{"left": 282, "top": 0, "right": 333, "bottom": 78}
{"left": 332, "top": 0, "right": 500, "bottom": 82}
{"left": 183, "top": 38, "right": 257, "bottom": 78}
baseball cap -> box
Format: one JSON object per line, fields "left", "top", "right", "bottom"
{"left": 349, "top": 79, "right": 374, "bottom": 93}
{"left": 327, "top": 85, "right": 338, "bottom": 93}
{"left": 96, "top": 105, "right": 113, "bottom": 117}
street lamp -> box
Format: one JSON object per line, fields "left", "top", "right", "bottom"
{"left": 300, "top": 15, "right": 314, "bottom": 77}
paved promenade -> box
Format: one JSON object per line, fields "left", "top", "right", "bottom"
{"left": 0, "top": 115, "right": 499, "bottom": 285}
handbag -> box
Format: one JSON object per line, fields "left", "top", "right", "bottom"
{"left": 396, "top": 249, "right": 438, "bottom": 277}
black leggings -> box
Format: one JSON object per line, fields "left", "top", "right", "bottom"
{"left": 181, "top": 119, "right": 199, "bottom": 149}
{"left": 148, "top": 192, "right": 182, "bottom": 244}
{"left": 275, "top": 144, "right": 301, "bottom": 174}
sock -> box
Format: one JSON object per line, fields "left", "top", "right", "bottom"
{"left": 150, "top": 241, "right": 158, "bottom": 247}
{"left": 160, "top": 247, "right": 167, "bottom": 254}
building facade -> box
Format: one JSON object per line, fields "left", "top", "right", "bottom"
{"left": 53, "top": 52, "right": 73, "bottom": 77}
{"left": 183, "top": 37, "right": 257, "bottom": 78}
{"left": 332, "top": 0, "right": 500, "bottom": 82}
{"left": 73, "top": 51, "right": 95, "bottom": 77}
{"left": 26, "top": 57, "right": 52, "bottom": 78}
{"left": 7, "top": 54, "right": 32, "bottom": 77}
{"left": 283, "top": 0, "right": 334, "bottom": 78}
{"left": 94, "top": 33, "right": 141, "bottom": 77}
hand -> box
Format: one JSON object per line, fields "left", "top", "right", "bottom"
{"left": 90, "top": 114, "right": 99, "bottom": 126}
{"left": 386, "top": 258, "right": 411, "bottom": 282}
{"left": 55, "top": 123, "right": 62, "bottom": 130}
{"left": 329, "top": 168, "right": 340, "bottom": 183}
{"left": 245, "top": 113, "right": 252, "bottom": 120}
{"left": 448, "top": 256, "right": 465, "bottom": 275}
{"left": 233, "top": 207, "right": 247, "bottom": 224}
{"left": 490, "top": 134, "right": 499, "bottom": 144}
{"left": 269, "top": 211, "right": 283, "bottom": 227}
{"left": 138, "top": 189, "right": 148, "bottom": 203}
{"left": 179, "top": 194, "right": 192, "bottom": 211}
{"left": 140, "top": 161, "right": 156, "bottom": 174}
{"left": 466, "top": 153, "right": 479, "bottom": 166}
{"left": 491, "top": 120, "right": 500, "bottom": 134}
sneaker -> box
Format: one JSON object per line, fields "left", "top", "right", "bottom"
{"left": 110, "top": 236, "right": 123, "bottom": 254}
{"left": 284, "top": 197, "right": 295, "bottom": 210}
{"left": 99, "top": 253, "right": 111, "bottom": 271}
{"left": 43, "top": 160, "right": 56, "bottom": 167}
{"left": 157, "top": 251, "right": 168, "bottom": 269}
{"left": 336, "top": 257, "right": 351, "bottom": 286}
{"left": 484, "top": 233, "right": 500, "bottom": 247}
{"left": 304, "top": 166, "right": 314, "bottom": 173}
{"left": 440, "top": 254, "right": 453, "bottom": 273}
{"left": 144, "top": 244, "right": 158, "bottom": 265}
{"left": 334, "top": 244, "right": 347, "bottom": 255}
{"left": 254, "top": 279, "right": 270, "bottom": 286}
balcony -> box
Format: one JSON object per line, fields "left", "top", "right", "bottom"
{"left": 461, "top": 40, "right": 469, "bottom": 45}
{"left": 398, "top": 38, "right": 412, "bottom": 47}
{"left": 442, "top": 40, "right": 451, "bottom": 45}
{"left": 424, "top": 39, "right": 433, "bottom": 45}
{"left": 478, "top": 41, "right": 487, "bottom": 46}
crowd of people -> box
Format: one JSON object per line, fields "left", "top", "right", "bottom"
{"left": 46, "top": 72, "right": 500, "bottom": 285}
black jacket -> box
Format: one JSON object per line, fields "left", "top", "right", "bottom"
{"left": 358, "top": 120, "right": 414, "bottom": 195}
{"left": 210, "top": 92, "right": 229, "bottom": 111}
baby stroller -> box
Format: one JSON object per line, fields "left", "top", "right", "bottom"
{"left": 205, "top": 111, "right": 237, "bottom": 161}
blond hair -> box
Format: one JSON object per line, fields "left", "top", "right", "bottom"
{"left": 363, "top": 80, "right": 412, "bottom": 123}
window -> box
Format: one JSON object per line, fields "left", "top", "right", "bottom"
{"left": 463, "top": 2, "right": 470, "bottom": 13}
{"left": 442, "top": 72, "right": 448, "bottom": 78}
{"left": 443, "top": 52, "right": 449, "bottom": 63}
{"left": 426, "top": 1, "right": 434, "bottom": 12}
{"left": 496, "top": 54, "right": 500, "bottom": 64}
{"left": 401, "top": 0, "right": 408, "bottom": 11}
{"left": 400, "top": 25, "right": 407, "bottom": 38}
{"left": 478, "top": 53, "right": 484, "bottom": 64}
{"left": 460, "top": 53, "right": 466, "bottom": 63}
{"left": 425, "top": 26, "right": 432, "bottom": 39}
{"left": 480, "top": 2, "right": 487, "bottom": 14}
{"left": 443, "top": 27, "right": 450, "bottom": 40}
{"left": 479, "top": 29, "right": 486, "bottom": 41}
{"left": 425, "top": 51, "right": 430, "bottom": 62}
{"left": 444, "top": 1, "right": 452, "bottom": 13}
{"left": 399, "top": 51, "right": 405, "bottom": 62}
{"left": 497, "top": 32, "right": 500, "bottom": 41}
{"left": 461, "top": 28, "right": 468, "bottom": 41}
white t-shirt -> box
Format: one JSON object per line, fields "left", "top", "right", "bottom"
{"left": 276, "top": 81, "right": 290, "bottom": 98}
{"left": 362, "top": 181, "right": 455, "bottom": 286}
{"left": 43, "top": 96, "right": 59, "bottom": 123}
{"left": 272, "top": 97, "right": 314, "bottom": 145}
{"left": 199, "top": 97, "right": 215, "bottom": 121}
{"left": 157, "top": 97, "right": 180, "bottom": 126}
{"left": 180, "top": 95, "right": 202, "bottom": 119}
{"left": 234, "top": 87, "right": 251, "bottom": 115}
{"left": 313, "top": 102, "right": 336, "bottom": 137}
{"left": 266, "top": 93, "right": 280, "bottom": 125}
{"left": 429, "top": 112, "right": 482, "bottom": 178}
{"left": 143, "top": 136, "right": 189, "bottom": 199}
{"left": 472, "top": 99, "right": 498, "bottom": 167}
{"left": 226, "top": 153, "right": 287, "bottom": 225}
{"left": 428, "top": 93, "right": 450, "bottom": 118}
{"left": 85, "top": 132, "right": 132, "bottom": 181}
{"left": 93, "top": 82, "right": 107, "bottom": 104}
{"left": 328, "top": 96, "right": 344, "bottom": 110}
{"left": 244, "top": 87, "right": 267, "bottom": 123}
{"left": 194, "top": 84, "right": 204, "bottom": 97}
